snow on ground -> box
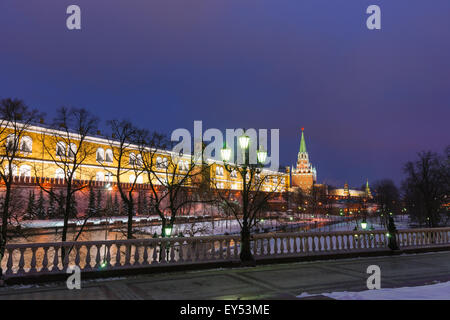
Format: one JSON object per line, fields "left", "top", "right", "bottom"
{"left": 298, "top": 281, "right": 450, "bottom": 300}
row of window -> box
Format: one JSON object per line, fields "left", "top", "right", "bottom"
{"left": 6, "top": 135, "right": 33, "bottom": 153}
{"left": 215, "top": 166, "right": 238, "bottom": 178}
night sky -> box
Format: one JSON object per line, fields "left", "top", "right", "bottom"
{"left": 1, "top": 0, "right": 449, "bottom": 188}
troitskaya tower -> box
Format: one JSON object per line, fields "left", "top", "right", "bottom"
{"left": 291, "top": 128, "right": 317, "bottom": 192}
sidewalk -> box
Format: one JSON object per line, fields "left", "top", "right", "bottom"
{"left": 1, "top": 251, "right": 449, "bottom": 300}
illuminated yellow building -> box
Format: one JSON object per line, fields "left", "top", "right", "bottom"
{"left": 0, "top": 123, "right": 289, "bottom": 193}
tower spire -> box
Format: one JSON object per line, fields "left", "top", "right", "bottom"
{"left": 299, "top": 127, "right": 307, "bottom": 153}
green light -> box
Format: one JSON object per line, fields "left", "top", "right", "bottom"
{"left": 221, "top": 143, "right": 232, "bottom": 162}
{"left": 257, "top": 148, "right": 267, "bottom": 164}
{"left": 289, "top": 216, "right": 293, "bottom": 221}
{"left": 164, "top": 226, "right": 173, "bottom": 237}
{"left": 238, "top": 133, "right": 250, "bottom": 150}
{"left": 361, "top": 221, "right": 367, "bottom": 230}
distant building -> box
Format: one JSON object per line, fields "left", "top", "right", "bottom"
{"left": 291, "top": 128, "right": 317, "bottom": 192}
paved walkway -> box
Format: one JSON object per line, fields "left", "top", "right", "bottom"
{"left": 1, "top": 251, "right": 449, "bottom": 300}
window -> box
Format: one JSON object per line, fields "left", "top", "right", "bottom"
{"left": 137, "top": 175, "right": 143, "bottom": 184}
{"left": 129, "top": 153, "right": 136, "bottom": 166}
{"left": 19, "top": 165, "right": 31, "bottom": 177}
{"left": 216, "top": 182, "right": 224, "bottom": 189}
{"left": 157, "top": 157, "right": 168, "bottom": 169}
{"left": 105, "top": 149, "right": 113, "bottom": 163}
{"left": 136, "top": 154, "right": 143, "bottom": 167}
{"left": 55, "top": 168, "right": 65, "bottom": 179}
{"left": 96, "top": 148, "right": 105, "bottom": 162}
{"left": 273, "top": 177, "right": 278, "bottom": 185}
{"left": 129, "top": 174, "right": 136, "bottom": 183}
{"left": 216, "top": 166, "right": 224, "bottom": 176}
{"left": 68, "top": 143, "right": 77, "bottom": 158}
{"left": 179, "top": 160, "right": 189, "bottom": 171}
{"left": 56, "top": 141, "right": 66, "bottom": 157}
{"left": 156, "top": 157, "right": 162, "bottom": 168}
{"left": 96, "top": 172, "right": 104, "bottom": 182}
{"left": 231, "top": 170, "right": 237, "bottom": 178}
{"left": 105, "top": 172, "right": 113, "bottom": 182}
{"left": 5, "top": 164, "right": 17, "bottom": 176}
{"left": 6, "top": 134, "right": 17, "bottom": 152}
{"left": 20, "top": 136, "right": 32, "bottom": 153}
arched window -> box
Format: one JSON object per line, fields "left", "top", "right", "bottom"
{"left": 105, "top": 172, "right": 113, "bottom": 182}
{"left": 96, "top": 148, "right": 105, "bottom": 162}
{"left": 156, "top": 157, "right": 162, "bottom": 168}
{"left": 6, "top": 134, "right": 18, "bottom": 152}
{"left": 273, "top": 177, "right": 278, "bottom": 185}
{"left": 55, "top": 168, "right": 65, "bottom": 179}
{"left": 162, "top": 157, "right": 168, "bottom": 168}
{"left": 129, "top": 174, "right": 136, "bottom": 183}
{"left": 68, "top": 143, "right": 77, "bottom": 158}
{"left": 20, "top": 136, "right": 33, "bottom": 153}
{"left": 5, "top": 164, "right": 17, "bottom": 176}
{"left": 56, "top": 141, "right": 66, "bottom": 157}
{"left": 137, "top": 175, "right": 143, "bottom": 184}
{"left": 96, "top": 172, "right": 104, "bottom": 182}
{"left": 19, "top": 165, "right": 31, "bottom": 177}
{"left": 129, "top": 152, "right": 136, "bottom": 166}
{"left": 136, "top": 154, "right": 142, "bottom": 167}
{"left": 105, "top": 149, "right": 113, "bottom": 163}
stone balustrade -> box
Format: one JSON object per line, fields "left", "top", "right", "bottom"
{"left": 1, "top": 227, "right": 449, "bottom": 279}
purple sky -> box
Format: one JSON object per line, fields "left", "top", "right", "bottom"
{"left": 1, "top": 0, "right": 449, "bottom": 188}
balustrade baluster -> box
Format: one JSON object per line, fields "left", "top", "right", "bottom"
{"left": 29, "top": 247, "right": 38, "bottom": 273}
{"left": 142, "top": 245, "right": 149, "bottom": 265}
{"left": 6, "top": 248, "right": 13, "bottom": 275}
{"left": 18, "top": 248, "right": 26, "bottom": 274}
{"left": 151, "top": 242, "right": 159, "bottom": 264}
{"left": 52, "top": 246, "right": 60, "bottom": 272}
{"left": 85, "top": 245, "right": 92, "bottom": 270}
{"left": 116, "top": 244, "right": 122, "bottom": 267}
{"left": 95, "top": 245, "right": 102, "bottom": 268}
{"left": 219, "top": 239, "right": 224, "bottom": 260}
{"left": 41, "top": 247, "right": 49, "bottom": 272}
{"left": 226, "top": 239, "right": 231, "bottom": 259}
{"left": 134, "top": 244, "right": 140, "bottom": 265}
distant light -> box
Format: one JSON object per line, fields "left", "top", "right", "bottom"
{"left": 164, "top": 226, "right": 173, "bottom": 237}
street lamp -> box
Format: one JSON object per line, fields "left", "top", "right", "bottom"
{"left": 361, "top": 220, "right": 368, "bottom": 230}
{"left": 238, "top": 133, "right": 250, "bottom": 150}
{"left": 164, "top": 226, "right": 173, "bottom": 237}
{"left": 256, "top": 148, "right": 267, "bottom": 165}
{"left": 221, "top": 143, "right": 232, "bottom": 162}
{"left": 219, "top": 131, "right": 268, "bottom": 264}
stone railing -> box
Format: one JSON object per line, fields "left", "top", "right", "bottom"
{"left": 1, "top": 227, "right": 449, "bottom": 279}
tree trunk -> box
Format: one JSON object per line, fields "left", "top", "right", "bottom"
{"left": 240, "top": 223, "right": 255, "bottom": 265}
{"left": 127, "top": 200, "right": 134, "bottom": 239}
{"left": 0, "top": 184, "right": 11, "bottom": 279}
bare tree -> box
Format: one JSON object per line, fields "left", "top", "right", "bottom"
{"left": 104, "top": 120, "right": 143, "bottom": 239}
{"left": 402, "top": 148, "right": 449, "bottom": 227}
{"left": 213, "top": 164, "right": 282, "bottom": 264}
{"left": 36, "top": 107, "right": 98, "bottom": 244}
{"left": 0, "top": 98, "right": 41, "bottom": 278}
{"left": 136, "top": 130, "right": 213, "bottom": 238}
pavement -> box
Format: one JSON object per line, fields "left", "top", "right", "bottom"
{"left": 0, "top": 251, "right": 449, "bottom": 300}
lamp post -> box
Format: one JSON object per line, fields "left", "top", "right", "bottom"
{"left": 220, "top": 132, "right": 267, "bottom": 264}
